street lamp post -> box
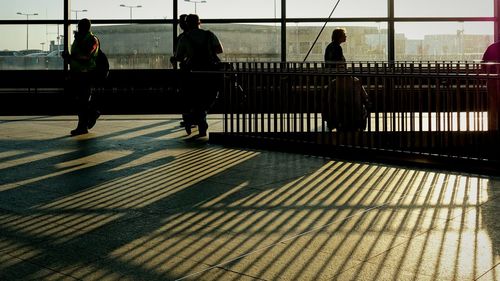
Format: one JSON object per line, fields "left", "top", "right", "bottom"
{"left": 119, "top": 4, "right": 142, "bottom": 20}
{"left": 17, "top": 12, "right": 38, "bottom": 50}
{"left": 71, "top": 9, "right": 88, "bottom": 20}
{"left": 184, "top": 0, "right": 206, "bottom": 14}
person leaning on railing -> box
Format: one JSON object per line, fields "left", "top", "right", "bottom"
{"left": 323, "top": 28, "right": 369, "bottom": 131}
{"left": 482, "top": 41, "right": 500, "bottom": 131}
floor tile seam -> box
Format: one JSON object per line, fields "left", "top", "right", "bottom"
{"left": 1, "top": 250, "right": 82, "bottom": 280}
{"left": 181, "top": 185, "right": 436, "bottom": 223}
{"left": 169, "top": 181, "right": 419, "bottom": 237}
{"left": 369, "top": 187, "right": 484, "bottom": 212}
{"left": 329, "top": 258, "right": 442, "bottom": 281}
{"left": 292, "top": 228, "right": 415, "bottom": 259}
{"left": 238, "top": 172, "right": 321, "bottom": 190}
{"left": 212, "top": 265, "right": 269, "bottom": 281}
{"left": 281, "top": 209, "right": 442, "bottom": 265}
{"left": 474, "top": 261, "right": 500, "bottom": 281}
{"left": 317, "top": 259, "right": 380, "bottom": 281}
{"left": 359, "top": 225, "right": 470, "bottom": 278}
{"left": 0, "top": 209, "right": 144, "bottom": 246}
{"left": 172, "top": 201, "right": 394, "bottom": 281}
{"left": 203, "top": 174, "right": 308, "bottom": 191}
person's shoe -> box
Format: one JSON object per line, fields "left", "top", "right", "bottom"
{"left": 70, "top": 128, "right": 88, "bottom": 136}
{"left": 88, "top": 111, "right": 101, "bottom": 130}
{"left": 198, "top": 122, "right": 208, "bottom": 137}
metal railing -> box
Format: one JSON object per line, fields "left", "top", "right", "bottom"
{"left": 216, "top": 61, "right": 500, "bottom": 162}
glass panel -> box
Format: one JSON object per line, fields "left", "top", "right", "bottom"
{"left": 1, "top": 0, "right": 63, "bottom": 20}
{"left": 178, "top": 0, "right": 281, "bottom": 19}
{"left": 395, "top": 22, "right": 494, "bottom": 61}
{"left": 0, "top": 25, "right": 64, "bottom": 70}
{"left": 204, "top": 24, "right": 281, "bottom": 61}
{"left": 69, "top": 24, "right": 174, "bottom": 69}
{"left": 68, "top": 22, "right": 280, "bottom": 68}
{"left": 71, "top": 0, "right": 174, "bottom": 20}
{"left": 395, "top": 0, "right": 493, "bottom": 17}
{"left": 290, "top": 22, "right": 387, "bottom": 62}
{"left": 287, "top": 0, "right": 387, "bottom": 18}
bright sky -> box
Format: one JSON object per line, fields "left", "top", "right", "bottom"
{"left": 0, "top": 0, "right": 494, "bottom": 50}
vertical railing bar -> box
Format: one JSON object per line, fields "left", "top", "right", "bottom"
{"left": 418, "top": 75, "right": 424, "bottom": 151}
{"left": 281, "top": 73, "right": 286, "bottom": 133}
{"left": 224, "top": 66, "right": 229, "bottom": 133}
{"left": 463, "top": 62, "right": 469, "bottom": 141}
{"left": 259, "top": 70, "right": 267, "bottom": 133}
{"left": 301, "top": 74, "right": 308, "bottom": 133}
{"left": 313, "top": 75, "right": 318, "bottom": 134}
{"left": 410, "top": 74, "right": 415, "bottom": 150}
{"left": 266, "top": 72, "right": 271, "bottom": 133}
{"left": 295, "top": 74, "right": 300, "bottom": 133}
{"left": 427, "top": 75, "right": 432, "bottom": 149}
{"left": 253, "top": 68, "right": 258, "bottom": 133}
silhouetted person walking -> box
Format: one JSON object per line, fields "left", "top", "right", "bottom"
{"left": 325, "top": 28, "right": 347, "bottom": 69}
{"left": 62, "top": 18, "right": 101, "bottom": 136}
{"left": 173, "top": 14, "right": 223, "bottom": 137}
{"left": 482, "top": 41, "right": 500, "bottom": 131}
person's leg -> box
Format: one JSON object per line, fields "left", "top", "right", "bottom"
{"left": 181, "top": 72, "right": 198, "bottom": 135}
{"left": 198, "top": 111, "right": 208, "bottom": 136}
{"left": 71, "top": 76, "right": 90, "bottom": 135}
{"left": 87, "top": 89, "right": 100, "bottom": 130}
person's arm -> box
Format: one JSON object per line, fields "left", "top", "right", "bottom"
{"left": 65, "top": 36, "right": 98, "bottom": 62}
{"left": 325, "top": 44, "right": 332, "bottom": 62}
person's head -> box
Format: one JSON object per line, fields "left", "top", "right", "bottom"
{"left": 77, "top": 18, "right": 91, "bottom": 34}
{"left": 179, "top": 14, "right": 188, "bottom": 31}
{"left": 331, "top": 28, "right": 347, "bottom": 44}
{"left": 186, "top": 14, "right": 201, "bottom": 30}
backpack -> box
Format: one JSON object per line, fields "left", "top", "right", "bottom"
{"left": 95, "top": 37, "right": 109, "bottom": 80}
{"left": 184, "top": 30, "right": 221, "bottom": 71}
{"left": 323, "top": 77, "right": 370, "bottom": 131}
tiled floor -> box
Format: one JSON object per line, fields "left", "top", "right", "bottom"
{"left": 0, "top": 115, "right": 499, "bottom": 281}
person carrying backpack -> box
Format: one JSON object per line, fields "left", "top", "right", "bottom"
{"left": 173, "top": 14, "right": 223, "bottom": 137}
{"left": 62, "top": 18, "right": 102, "bottom": 136}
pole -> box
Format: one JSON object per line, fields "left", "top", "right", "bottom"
{"left": 17, "top": 12, "right": 38, "bottom": 50}
{"left": 26, "top": 15, "right": 29, "bottom": 50}
{"left": 303, "top": 0, "right": 342, "bottom": 62}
